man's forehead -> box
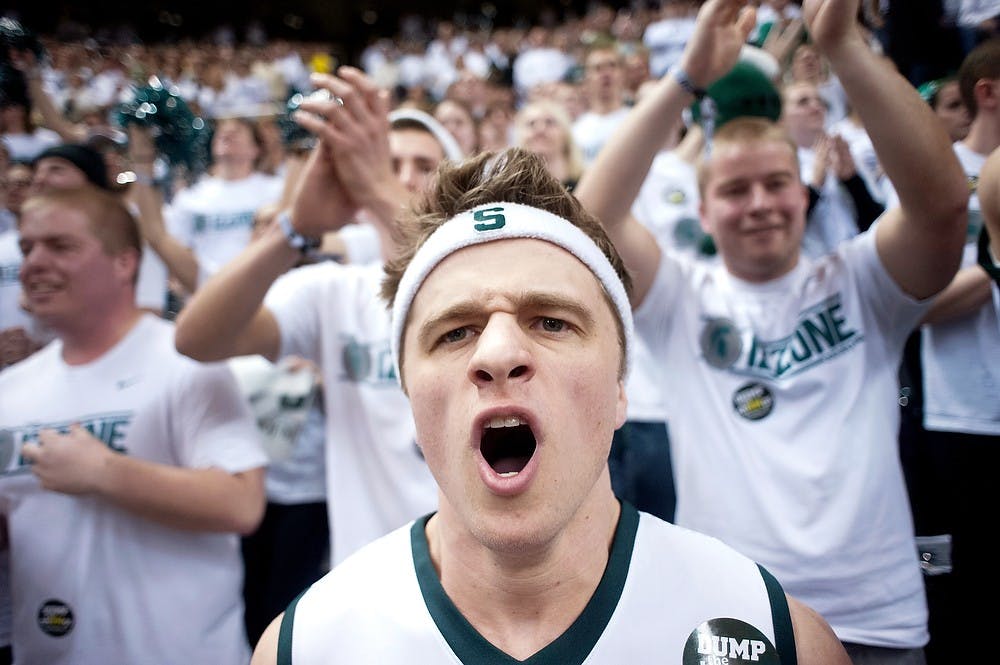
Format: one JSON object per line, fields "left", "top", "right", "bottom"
{"left": 705, "top": 141, "right": 799, "bottom": 183}
{"left": 36, "top": 157, "right": 80, "bottom": 172}
{"left": 20, "top": 204, "right": 89, "bottom": 235}
{"left": 389, "top": 129, "right": 446, "bottom": 162}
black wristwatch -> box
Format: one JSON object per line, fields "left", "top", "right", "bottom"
{"left": 278, "top": 210, "right": 321, "bottom": 255}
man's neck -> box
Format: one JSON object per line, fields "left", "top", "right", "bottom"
{"left": 60, "top": 306, "right": 143, "bottom": 366}
{"left": 429, "top": 487, "right": 620, "bottom": 660}
{"left": 962, "top": 115, "right": 1000, "bottom": 157}
{"left": 213, "top": 161, "right": 255, "bottom": 181}
{"left": 588, "top": 97, "right": 624, "bottom": 116}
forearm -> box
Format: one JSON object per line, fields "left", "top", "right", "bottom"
{"left": 98, "top": 455, "right": 266, "bottom": 535}
{"left": 132, "top": 181, "right": 201, "bottom": 293}
{"left": 25, "top": 75, "right": 83, "bottom": 143}
{"left": 175, "top": 226, "right": 296, "bottom": 361}
{"left": 576, "top": 74, "right": 692, "bottom": 232}
{"left": 922, "top": 266, "right": 993, "bottom": 324}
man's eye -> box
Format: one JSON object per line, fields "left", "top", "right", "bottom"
{"left": 540, "top": 318, "right": 566, "bottom": 332}
{"left": 442, "top": 328, "right": 468, "bottom": 344}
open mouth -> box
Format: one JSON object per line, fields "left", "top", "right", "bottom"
{"left": 481, "top": 416, "right": 537, "bottom": 477}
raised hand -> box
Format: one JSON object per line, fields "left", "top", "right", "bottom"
{"left": 677, "top": 0, "right": 757, "bottom": 89}
{"left": 801, "top": 0, "right": 864, "bottom": 53}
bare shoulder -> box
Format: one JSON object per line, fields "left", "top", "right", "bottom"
{"left": 786, "top": 594, "right": 852, "bottom": 665}
{"left": 250, "top": 612, "right": 284, "bottom": 665}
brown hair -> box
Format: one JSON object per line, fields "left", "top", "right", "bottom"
{"left": 381, "top": 147, "right": 632, "bottom": 376}
{"left": 22, "top": 186, "right": 143, "bottom": 283}
{"left": 959, "top": 37, "right": 1000, "bottom": 118}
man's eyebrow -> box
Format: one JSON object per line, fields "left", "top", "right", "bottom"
{"left": 415, "top": 291, "right": 597, "bottom": 347}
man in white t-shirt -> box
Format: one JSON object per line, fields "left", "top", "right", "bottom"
{"left": 576, "top": 0, "right": 968, "bottom": 660}
{"left": 897, "top": 36, "right": 1000, "bottom": 661}
{"left": 175, "top": 67, "right": 454, "bottom": 568}
{"left": 571, "top": 43, "right": 632, "bottom": 167}
{"left": 163, "top": 118, "right": 285, "bottom": 290}
{"left": 29, "top": 143, "right": 169, "bottom": 315}
{"left": 0, "top": 162, "right": 43, "bottom": 370}
{"left": 0, "top": 186, "right": 268, "bottom": 664}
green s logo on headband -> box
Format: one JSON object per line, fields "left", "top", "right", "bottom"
{"left": 473, "top": 207, "right": 506, "bottom": 232}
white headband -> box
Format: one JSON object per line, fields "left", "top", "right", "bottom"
{"left": 388, "top": 108, "right": 465, "bottom": 161}
{"left": 390, "top": 201, "right": 634, "bottom": 381}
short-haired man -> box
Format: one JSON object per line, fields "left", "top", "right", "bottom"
{"left": 575, "top": 0, "right": 968, "bottom": 660}
{"left": 174, "top": 68, "right": 459, "bottom": 567}
{"left": 571, "top": 43, "right": 631, "bottom": 166}
{"left": 249, "top": 145, "right": 850, "bottom": 665}
{"left": 31, "top": 142, "right": 170, "bottom": 315}
{"left": 0, "top": 186, "right": 267, "bottom": 663}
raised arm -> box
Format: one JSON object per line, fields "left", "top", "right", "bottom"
{"left": 127, "top": 125, "right": 202, "bottom": 294}
{"left": 9, "top": 49, "right": 86, "bottom": 144}
{"left": 174, "top": 77, "right": 369, "bottom": 362}
{"left": 803, "top": 0, "right": 968, "bottom": 298}
{"left": 575, "top": 0, "right": 755, "bottom": 306}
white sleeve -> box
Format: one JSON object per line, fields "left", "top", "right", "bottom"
{"left": 339, "top": 223, "right": 382, "bottom": 265}
{"left": 171, "top": 358, "right": 269, "bottom": 473}
{"left": 264, "top": 265, "right": 329, "bottom": 363}
{"left": 163, "top": 198, "right": 195, "bottom": 247}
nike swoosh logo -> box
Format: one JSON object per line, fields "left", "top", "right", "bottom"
{"left": 116, "top": 376, "right": 141, "bottom": 390}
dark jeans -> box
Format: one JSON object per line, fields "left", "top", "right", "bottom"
{"left": 241, "top": 501, "right": 330, "bottom": 648}
{"left": 609, "top": 420, "right": 675, "bottom": 522}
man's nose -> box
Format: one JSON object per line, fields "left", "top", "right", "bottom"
{"left": 467, "top": 314, "right": 534, "bottom": 388}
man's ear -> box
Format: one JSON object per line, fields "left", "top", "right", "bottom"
{"left": 614, "top": 377, "right": 627, "bottom": 430}
{"left": 975, "top": 77, "right": 999, "bottom": 113}
{"left": 113, "top": 247, "right": 141, "bottom": 286}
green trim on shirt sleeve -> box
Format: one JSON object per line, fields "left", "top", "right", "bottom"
{"left": 757, "top": 563, "right": 797, "bottom": 665}
{"left": 277, "top": 588, "right": 308, "bottom": 665}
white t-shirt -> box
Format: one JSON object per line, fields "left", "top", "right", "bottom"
{"left": 1, "top": 128, "right": 60, "bottom": 162}
{"left": 0, "top": 314, "right": 268, "bottom": 664}
{"left": 164, "top": 172, "right": 284, "bottom": 279}
{"left": 572, "top": 107, "right": 632, "bottom": 167}
{"left": 920, "top": 142, "right": 1000, "bottom": 435}
{"left": 798, "top": 145, "right": 860, "bottom": 259}
{"left": 636, "top": 229, "right": 929, "bottom": 648}
{"left": 0, "top": 229, "right": 30, "bottom": 334}
{"left": 644, "top": 15, "right": 697, "bottom": 78}
{"left": 264, "top": 261, "right": 438, "bottom": 565}
{"left": 284, "top": 504, "right": 796, "bottom": 664}
{"left": 631, "top": 150, "right": 705, "bottom": 256}
{"left": 626, "top": 150, "right": 710, "bottom": 423}
{"left": 229, "top": 354, "right": 327, "bottom": 504}
{"left": 512, "top": 47, "right": 574, "bottom": 96}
